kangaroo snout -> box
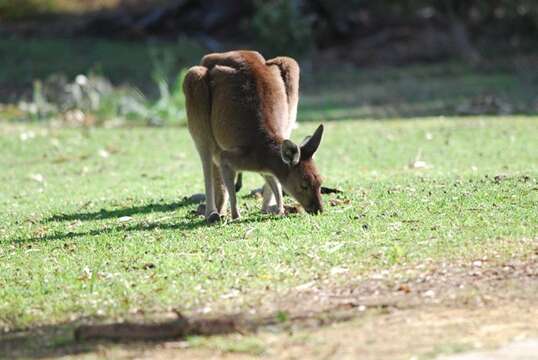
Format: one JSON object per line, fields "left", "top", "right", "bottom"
{"left": 306, "top": 205, "right": 323, "bottom": 215}
{"left": 305, "top": 199, "right": 323, "bottom": 215}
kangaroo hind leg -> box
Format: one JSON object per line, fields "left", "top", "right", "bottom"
{"left": 184, "top": 66, "right": 220, "bottom": 224}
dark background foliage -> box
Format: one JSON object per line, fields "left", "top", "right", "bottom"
{"left": 2, "top": 0, "right": 538, "bottom": 61}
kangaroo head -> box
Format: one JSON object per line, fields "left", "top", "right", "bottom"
{"left": 280, "top": 124, "right": 324, "bottom": 214}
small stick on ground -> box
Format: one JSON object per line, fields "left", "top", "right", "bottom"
{"left": 75, "top": 313, "right": 242, "bottom": 342}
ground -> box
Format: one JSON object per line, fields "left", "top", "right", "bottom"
{"left": 1, "top": 42, "right": 538, "bottom": 358}
{"left": 1, "top": 115, "right": 537, "bottom": 358}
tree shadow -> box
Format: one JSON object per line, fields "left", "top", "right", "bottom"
{"left": 45, "top": 196, "right": 203, "bottom": 223}
{"left": 20, "top": 222, "right": 160, "bottom": 243}
{"left": 18, "top": 204, "right": 286, "bottom": 244}
{"left": 20, "top": 219, "right": 208, "bottom": 244}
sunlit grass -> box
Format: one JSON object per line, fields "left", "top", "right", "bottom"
{"left": 1, "top": 117, "right": 537, "bottom": 331}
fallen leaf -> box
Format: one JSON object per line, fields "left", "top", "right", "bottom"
{"left": 142, "top": 263, "right": 156, "bottom": 270}
{"left": 52, "top": 155, "right": 73, "bottom": 164}
{"left": 295, "top": 281, "right": 316, "bottom": 291}
{"left": 389, "top": 222, "right": 402, "bottom": 231}
{"left": 494, "top": 174, "right": 507, "bottom": 183}
{"left": 163, "top": 341, "right": 190, "bottom": 349}
{"left": 243, "top": 227, "right": 255, "bottom": 239}
{"left": 78, "top": 267, "right": 92, "bottom": 281}
{"left": 20, "top": 131, "right": 36, "bottom": 141}
{"left": 423, "top": 289, "right": 435, "bottom": 298}
{"left": 408, "top": 149, "right": 431, "bottom": 169}
{"left": 330, "top": 266, "right": 349, "bottom": 275}
{"left": 329, "top": 198, "right": 351, "bottom": 206}
{"left": 29, "top": 173, "right": 45, "bottom": 183}
{"left": 284, "top": 204, "right": 303, "bottom": 214}
{"left": 220, "top": 289, "right": 240, "bottom": 299}
{"left": 105, "top": 144, "right": 120, "bottom": 154}
{"left": 98, "top": 149, "right": 110, "bottom": 158}
{"left": 68, "top": 221, "right": 81, "bottom": 229}
{"left": 408, "top": 160, "right": 430, "bottom": 169}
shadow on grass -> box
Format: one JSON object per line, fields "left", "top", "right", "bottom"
{"left": 0, "top": 321, "right": 134, "bottom": 359}
{"left": 45, "top": 197, "right": 202, "bottom": 223}
{"left": 20, "top": 208, "right": 284, "bottom": 244}
{"left": 24, "top": 219, "right": 208, "bottom": 243}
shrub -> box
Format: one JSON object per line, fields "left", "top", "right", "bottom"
{"left": 250, "top": 0, "right": 314, "bottom": 58}
{"left": 17, "top": 69, "right": 188, "bottom": 127}
{"left": 0, "top": 0, "right": 53, "bottom": 20}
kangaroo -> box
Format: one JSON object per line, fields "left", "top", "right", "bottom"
{"left": 183, "top": 50, "right": 324, "bottom": 223}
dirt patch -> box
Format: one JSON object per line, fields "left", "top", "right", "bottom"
{"left": 257, "top": 300, "right": 538, "bottom": 360}
{"left": 439, "top": 339, "right": 538, "bottom": 360}
{"left": 265, "top": 255, "right": 538, "bottom": 316}
{"left": 2, "top": 250, "right": 537, "bottom": 359}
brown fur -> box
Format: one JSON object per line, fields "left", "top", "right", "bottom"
{"left": 183, "top": 50, "right": 324, "bottom": 222}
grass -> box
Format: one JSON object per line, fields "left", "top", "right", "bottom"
{"left": 300, "top": 61, "right": 538, "bottom": 120}
{"left": 1, "top": 116, "right": 537, "bottom": 332}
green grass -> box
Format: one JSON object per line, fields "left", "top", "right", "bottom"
{"left": 1, "top": 117, "right": 537, "bottom": 332}
{"left": 300, "top": 62, "right": 538, "bottom": 120}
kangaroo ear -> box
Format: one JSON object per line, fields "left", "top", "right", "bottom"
{"left": 300, "top": 135, "right": 312, "bottom": 148}
{"left": 300, "top": 124, "right": 324, "bottom": 160}
{"left": 281, "top": 139, "right": 301, "bottom": 166}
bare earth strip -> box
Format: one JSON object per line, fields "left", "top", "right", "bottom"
{"left": 1, "top": 243, "right": 537, "bottom": 359}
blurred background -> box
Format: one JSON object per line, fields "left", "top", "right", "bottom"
{"left": 1, "top": 0, "right": 537, "bottom": 126}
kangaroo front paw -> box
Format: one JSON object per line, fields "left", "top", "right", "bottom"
{"left": 206, "top": 211, "right": 221, "bottom": 224}
{"left": 262, "top": 205, "right": 284, "bottom": 215}
{"left": 231, "top": 208, "right": 241, "bottom": 220}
